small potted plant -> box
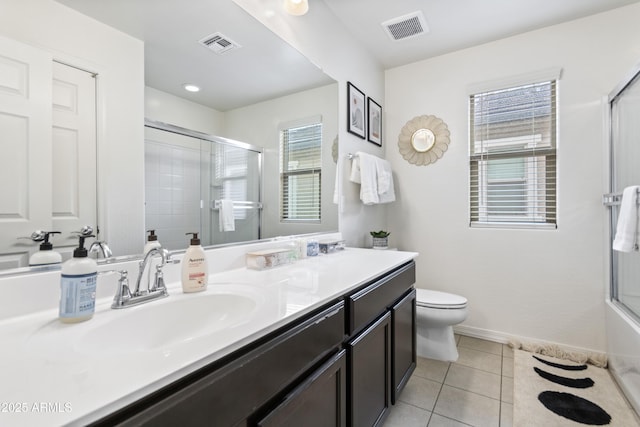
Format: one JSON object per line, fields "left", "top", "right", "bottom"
{"left": 370, "top": 230, "right": 390, "bottom": 249}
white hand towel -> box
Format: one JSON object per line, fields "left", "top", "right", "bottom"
{"left": 349, "top": 155, "right": 361, "bottom": 183}
{"left": 613, "top": 186, "right": 639, "bottom": 252}
{"left": 333, "top": 155, "right": 345, "bottom": 212}
{"left": 218, "top": 199, "right": 235, "bottom": 232}
{"left": 357, "top": 152, "right": 379, "bottom": 205}
{"left": 375, "top": 157, "right": 396, "bottom": 204}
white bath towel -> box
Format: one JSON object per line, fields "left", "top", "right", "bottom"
{"left": 356, "top": 152, "right": 380, "bottom": 204}
{"left": 613, "top": 186, "right": 639, "bottom": 252}
{"left": 218, "top": 199, "right": 235, "bottom": 232}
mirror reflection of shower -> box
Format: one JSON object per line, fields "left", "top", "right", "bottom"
{"left": 144, "top": 122, "right": 262, "bottom": 251}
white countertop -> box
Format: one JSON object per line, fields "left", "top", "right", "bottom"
{"left": 0, "top": 247, "right": 416, "bottom": 427}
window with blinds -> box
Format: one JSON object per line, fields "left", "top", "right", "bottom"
{"left": 469, "top": 80, "right": 557, "bottom": 228}
{"left": 280, "top": 120, "right": 322, "bottom": 222}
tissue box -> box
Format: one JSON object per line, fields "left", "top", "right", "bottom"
{"left": 246, "top": 248, "right": 296, "bottom": 270}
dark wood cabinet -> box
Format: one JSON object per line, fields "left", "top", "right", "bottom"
{"left": 347, "top": 312, "right": 391, "bottom": 427}
{"left": 92, "top": 260, "right": 416, "bottom": 427}
{"left": 345, "top": 262, "right": 416, "bottom": 426}
{"left": 391, "top": 288, "right": 416, "bottom": 404}
{"left": 257, "top": 350, "right": 347, "bottom": 427}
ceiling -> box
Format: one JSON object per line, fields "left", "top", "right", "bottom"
{"left": 55, "top": 0, "right": 335, "bottom": 111}
{"left": 56, "top": 0, "right": 639, "bottom": 111}
{"left": 323, "top": 0, "right": 640, "bottom": 69}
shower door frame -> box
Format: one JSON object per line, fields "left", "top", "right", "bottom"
{"left": 144, "top": 119, "right": 263, "bottom": 247}
{"left": 606, "top": 62, "right": 640, "bottom": 325}
{"left": 604, "top": 61, "right": 640, "bottom": 417}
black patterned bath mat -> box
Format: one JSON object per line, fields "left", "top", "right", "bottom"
{"left": 513, "top": 350, "right": 639, "bottom": 426}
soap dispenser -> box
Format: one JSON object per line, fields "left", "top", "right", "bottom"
{"left": 181, "top": 232, "right": 208, "bottom": 293}
{"left": 143, "top": 229, "right": 161, "bottom": 255}
{"left": 29, "top": 231, "right": 62, "bottom": 266}
{"left": 59, "top": 235, "right": 98, "bottom": 323}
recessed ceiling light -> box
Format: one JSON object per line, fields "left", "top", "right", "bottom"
{"left": 283, "top": 0, "right": 309, "bottom": 16}
{"left": 183, "top": 84, "right": 201, "bottom": 93}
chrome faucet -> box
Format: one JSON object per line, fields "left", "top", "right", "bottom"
{"left": 111, "top": 247, "right": 169, "bottom": 309}
{"left": 89, "top": 240, "right": 113, "bottom": 259}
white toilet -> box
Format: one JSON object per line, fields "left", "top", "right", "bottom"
{"left": 415, "top": 288, "right": 468, "bottom": 362}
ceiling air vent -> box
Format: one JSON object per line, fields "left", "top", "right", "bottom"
{"left": 382, "top": 11, "right": 429, "bottom": 41}
{"left": 198, "top": 32, "right": 241, "bottom": 55}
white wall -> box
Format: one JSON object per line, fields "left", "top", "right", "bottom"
{"left": 233, "top": 0, "right": 387, "bottom": 248}
{"left": 0, "top": 0, "right": 145, "bottom": 257}
{"left": 385, "top": 4, "right": 640, "bottom": 352}
{"left": 224, "top": 83, "right": 339, "bottom": 238}
{"left": 145, "top": 86, "right": 225, "bottom": 135}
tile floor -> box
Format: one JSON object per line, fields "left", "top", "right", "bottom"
{"left": 383, "top": 335, "right": 513, "bottom": 427}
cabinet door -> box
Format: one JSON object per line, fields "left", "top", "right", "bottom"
{"left": 257, "top": 350, "right": 347, "bottom": 427}
{"left": 347, "top": 312, "right": 391, "bottom": 427}
{"left": 391, "top": 289, "right": 416, "bottom": 403}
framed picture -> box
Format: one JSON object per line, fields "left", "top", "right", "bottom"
{"left": 367, "top": 97, "right": 382, "bottom": 146}
{"left": 347, "top": 82, "right": 366, "bottom": 139}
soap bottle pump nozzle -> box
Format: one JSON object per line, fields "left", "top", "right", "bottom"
{"left": 40, "top": 231, "right": 61, "bottom": 251}
{"left": 146, "top": 229, "right": 158, "bottom": 242}
{"left": 185, "top": 232, "right": 200, "bottom": 246}
{"left": 74, "top": 234, "right": 95, "bottom": 258}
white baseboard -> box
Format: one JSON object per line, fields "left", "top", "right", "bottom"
{"left": 453, "top": 324, "right": 606, "bottom": 358}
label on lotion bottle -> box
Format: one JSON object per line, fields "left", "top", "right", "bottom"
{"left": 182, "top": 232, "right": 208, "bottom": 293}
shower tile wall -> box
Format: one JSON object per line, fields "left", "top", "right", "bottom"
{"left": 145, "top": 140, "right": 201, "bottom": 250}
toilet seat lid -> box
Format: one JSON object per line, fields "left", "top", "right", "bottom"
{"left": 416, "top": 289, "right": 467, "bottom": 309}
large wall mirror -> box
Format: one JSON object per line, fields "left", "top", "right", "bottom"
{"left": 0, "top": 0, "right": 338, "bottom": 273}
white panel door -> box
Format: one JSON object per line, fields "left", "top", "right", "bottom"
{"left": 51, "top": 62, "right": 97, "bottom": 259}
{"left": 0, "top": 35, "right": 52, "bottom": 269}
{"left": 0, "top": 37, "right": 97, "bottom": 268}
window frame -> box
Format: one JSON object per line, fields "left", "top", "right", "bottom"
{"left": 468, "top": 70, "right": 560, "bottom": 229}
{"left": 279, "top": 116, "right": 323, "bottom": 223}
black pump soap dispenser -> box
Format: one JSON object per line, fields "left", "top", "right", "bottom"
{"left": 29, "top": 231, "right": 62, "bottom": 266}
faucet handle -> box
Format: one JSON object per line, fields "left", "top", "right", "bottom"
{"left": 150, "top": 264, "right": 168, "bottom": 294}
{"left": 112, "top": 270, "right": 132, "bottom": 309}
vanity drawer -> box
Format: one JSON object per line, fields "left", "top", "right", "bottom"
{"left": 346, "top": 261, "right": 415, "bottom": 336}
{"left": 105, "top": 301, "right": 345, "bottom": 427}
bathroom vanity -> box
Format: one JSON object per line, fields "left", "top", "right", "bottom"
{"left": 0, "top": 245, "right": 417, "bottom": 427}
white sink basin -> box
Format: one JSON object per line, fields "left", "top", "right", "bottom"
{"left": 26, "top": 284, "right": 270, "bottom": 357}
{"left": 79, "top": 293, "right": 258, "bottom": 354}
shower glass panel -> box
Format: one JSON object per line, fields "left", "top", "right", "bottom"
{"left": 144, "top": 122, "right": 262, "bottom": 251}
{"left": 609, "top": 68, "right": 640, "bottom": 322}
{"left": 209, "top": 142, "right": 261, "bottom": 245}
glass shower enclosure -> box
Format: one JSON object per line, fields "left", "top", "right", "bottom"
{"left": 144, "top": 120, "right": 262, "bottom": 251}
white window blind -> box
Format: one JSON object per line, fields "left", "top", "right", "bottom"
{"left": 280, "top": 120, "right": 322, "bottom": 222}
{"left": 469, "top": 80, "right": 557, "bottom": 228}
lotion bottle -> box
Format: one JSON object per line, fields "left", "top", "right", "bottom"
{"left": 59, "top": 235, "right": 98, "bottom": 323}
{"left": 181, "top": 232, "right": 208, "bottom": 293}
{"left": 143, "top": 229, "right": 161, "bottom": 255}
{"left": 29, "top": 231, "right": 62, "bottom": 266}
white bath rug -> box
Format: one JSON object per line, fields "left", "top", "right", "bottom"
{"left": 513, "top": 349, "right": 639, "bottom": 426}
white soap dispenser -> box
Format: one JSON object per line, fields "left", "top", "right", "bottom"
{"left": 143, "top": 229, "right": 161, "bottom": 255}
{"left": 181, "top": 232, "right": 208, "bottom": 293}
{"left": 29, "top": 231, "right": 62, "bottom": 266}
{"left": 59, "top": 235, "right": 98, "bottom": 323}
